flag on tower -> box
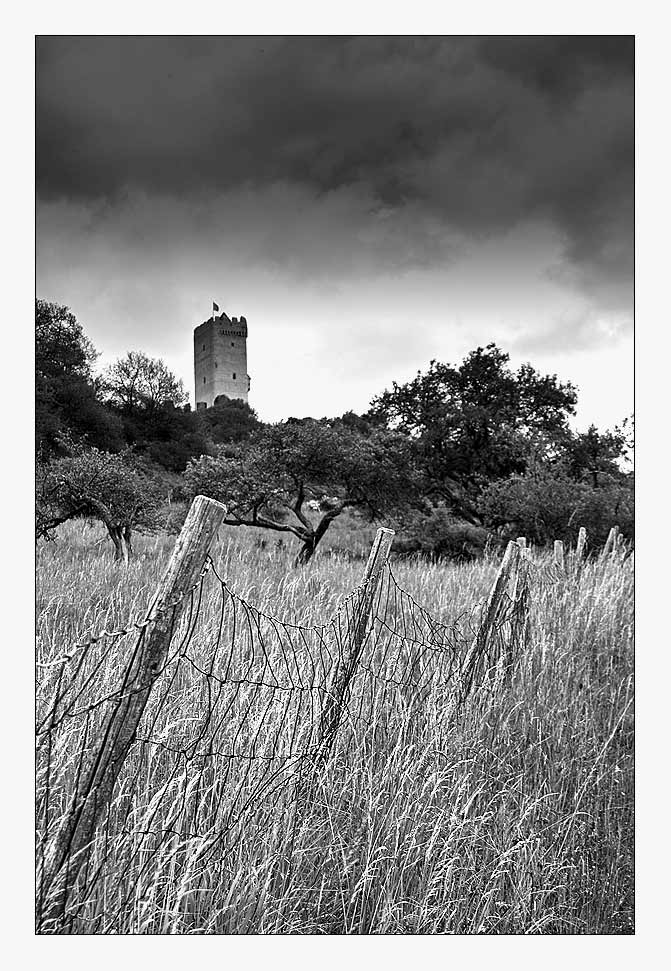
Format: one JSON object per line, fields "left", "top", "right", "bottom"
{"left": 212, "top": 301, "right": 220, "bottom": 314}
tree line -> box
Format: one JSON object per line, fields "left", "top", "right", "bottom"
{"left": 36, "top": 299, "right": 633, "bottom": 564}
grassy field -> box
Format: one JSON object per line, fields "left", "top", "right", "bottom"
{"left": 36, "top": 518, "right": 634, "bottom": 934}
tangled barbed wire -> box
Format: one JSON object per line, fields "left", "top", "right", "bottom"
{"left": 36, "top": 548, "right": 537, "bottom": 934}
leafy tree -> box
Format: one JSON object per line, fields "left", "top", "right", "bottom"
{"left": 336, "top": 410, "right": 382, "bottom": 436}
{"left": 36, "top": 443, "right": 166, "bottom": 562}
{"left": 199, "top": 396, "right": 261, "bottom": 444}
{"left": 620, "top": 414, "right": 634, "bottom": 455}
{"left": 101, "top": 352, "right": 213, "bottom": 472}
{"left": 123, "top": 404, "right": 212, "bottom": 473}
{"left": 369, "top": 344, "right": 578, "bottom": 514}
{"left": 103, "top": 351, "right": 187, "bottom": 414}
{"left": 184, "top": 419, "right": 420, "bottom": 565}
{"left": 564, "top": 423, "right": 629, "bottom": 486}
{"left": 478, "top": 464, "right": 634, "bottom": 548}
{"left": 36, "top": 299, "right": 124, "bottom": 455}
{"left": 36, "top": 298, "right": 97, "bottom": 380}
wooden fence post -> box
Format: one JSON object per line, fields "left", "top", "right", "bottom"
{"left": 459, "top": 541, "right": 521, "bottom": 700}
{"left": 318, "top": 527, "right": 395, "bottom": 752}
{"left": 38, "top": 495, "right": 227, "bottom": 930}
{"left": 510, "top": 544, "right": 530, "bottom": 601}
{"left": 603, "top": 525, "right": 619, "bottom": 556}
{"left": 502, "top": 545, "right": 532, "bottom": 685}
{"left": 516, "top": 536, "right": 527, "bottom": 548}
{"left": 553, "top": 539, "right": 565, "bottom": 570}
{"left": 520, "top": 545, "right": 532, "bottom": 585}
{"left": 575, "top": 526, "right": 588, "bottom": 561}
{"left": 613, "top": 532, "right": 626, "bottom": 560}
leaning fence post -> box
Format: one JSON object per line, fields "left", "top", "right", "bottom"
{"left": 38, "top": 495, "right": 227, "bottom": 930}
{"left": 553, "top": 539, "right": 565, "bottom": 571}
{"left": 318, "top": 527, "right": 395, "bottom": 752}
{"left": 459, "top": 541, "right": 521, "bottom": 700}
{"left": 503, "top": 545, "right": 532, "bottom": 685}
{"left": 575, "top": 526, "right": 588, "bottom": 561}
{"left": 603, "top": 525, "right": 619, "bottom": 556}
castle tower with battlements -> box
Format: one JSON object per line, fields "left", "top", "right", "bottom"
{"left": 194, "top": 310, "right": 250, "bottom": 409}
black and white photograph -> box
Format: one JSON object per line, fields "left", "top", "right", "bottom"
{"left": 33, "top": 30, "right": 635, "bottom": 938}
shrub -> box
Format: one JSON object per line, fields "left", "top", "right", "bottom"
{"left": 395, "top": 505, "right": 493, "bottom": 561}
{"left": 478, "top": 466, "right": 634, "bottom": 549}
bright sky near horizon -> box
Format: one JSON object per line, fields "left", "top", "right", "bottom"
{"left": 36, "top": 36, "right": 633, "bottom": 430}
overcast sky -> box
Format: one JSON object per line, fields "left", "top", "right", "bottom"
{"left": 36, "top": 35, "right": 633, "bottom": 428}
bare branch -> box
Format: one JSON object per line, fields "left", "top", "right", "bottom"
{"left": 223, "top": 514, "right": 305, "bottom": 538}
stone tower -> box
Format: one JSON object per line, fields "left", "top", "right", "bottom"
{"left": 194, "top": 310, "right": 250, "bottom": 409}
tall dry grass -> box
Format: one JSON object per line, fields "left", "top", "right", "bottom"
{"left": 36, "top": 521, "right": 634, "bottom": 934}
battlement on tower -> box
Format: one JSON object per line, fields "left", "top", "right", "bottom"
{"left": 194, "top": 311, "right": 250, "bottom": 409}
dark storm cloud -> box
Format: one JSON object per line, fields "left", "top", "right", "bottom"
{"left": 36, "top": 35, "right": 633, "bottom": 297}
{"left": 479, "top": 36, "right": 633, "bottom": 102}
{"left": 36, "top": 36, "right": 479, "bottom": 200}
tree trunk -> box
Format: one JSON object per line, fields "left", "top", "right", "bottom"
{"left": 107, "top": 524, "right": 131, "bottom": 564}
{"left": 293, "top": 506, "right": 348, "bottom": 567}
{"left": 123, "top": 524, "right": 133, "bottom": 557}
{"left": 294, "top": 534, "right": 317, "bottom": 566}
{"left": 77, "top": 495, "right": 133, "bottom": 566}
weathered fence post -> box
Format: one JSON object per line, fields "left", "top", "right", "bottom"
{"left": 318, "top": 527, "right": 395, "bottom": 752}
{"left": 510, "top": 544, "right": 530, "bottom": 602}
{"left": 553, "top": 539, "right": 565, "bottom": 571}
{"left": 503, "top": 544, "right": 532, "bottom": 685}
{"left": 575, "top": 526, "right": 588, "bottom": 562}
{"left": 520, "top": 544, "right": 532, "bottom": 592}
{"left": 459, "top": 540, "right": 521, "bottom": 700}
{"left": 613, "top": 532, "right": 626, "bottom": 560}
{"left": 38, "top": 495, "right": 227, "bottom": 930}
{"left": 603, "top": 525, "right": 619, "bottom": 556}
